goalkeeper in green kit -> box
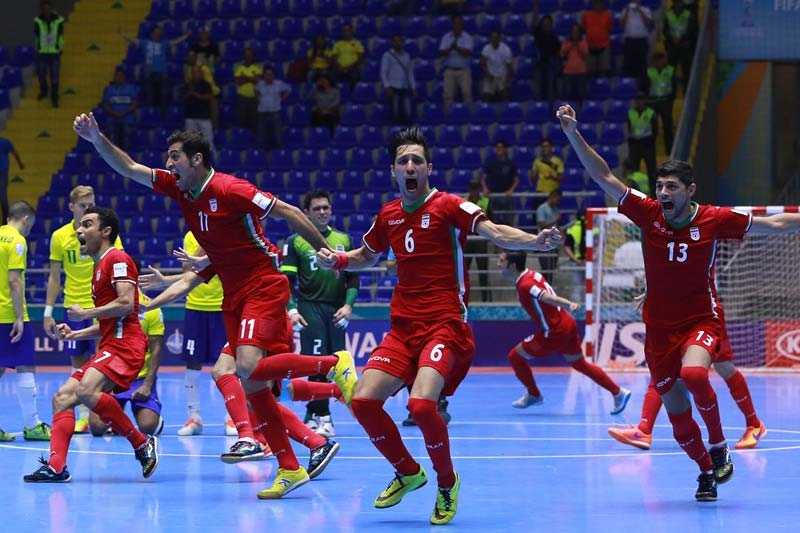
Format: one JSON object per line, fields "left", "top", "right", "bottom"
{"left": 282, "top": 190, "right": 360, "bottom": 437}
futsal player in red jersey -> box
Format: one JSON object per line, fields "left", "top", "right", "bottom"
{"left": 24, "top": 207, "right": 158, "bottom": 482}
{"left": 559, "top": 104, "right": 800, "bottom": 501}
{"left": 73, "top": 113, "right": 357, "bottom": 499}
{"left": 317, "top": 128, "right": 562, "bottom": 525}
{"left": 497, "top": 251, "right": 631, "bottom": 413}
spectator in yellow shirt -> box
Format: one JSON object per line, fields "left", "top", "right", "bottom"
{"left": 307, "top": 34, "right": 333, "bottom": 81}
{"left": 530, "top": 138, "right": 565, "bottom": 195}
{"left": 234, "top": 47, "right": 262, "bottom": 133}
{"left": 332, "top": 24, "right": 364, "bottom": 89}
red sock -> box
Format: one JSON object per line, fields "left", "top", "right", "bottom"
{"left": 277, "top": 402, "right": 326, "bottom": 449}
{"left": 248, "top": 388, "right": 299, "bottom": 470}
{"left": 638, "top": 380, "right": 663, "bottom": 434}
{"left": 681, "top": 366, "right": 725, "bottom": 445}
{"left": 247, "top": 352, "right": 338, "bottom": 382}
{"left": 725, "top": 371, "right": 761, "bottom": 428}
{"left": 351, "top": 397, "right": 419, "bottom": 476}
{"left": 289, "top": 378, "right": 343, "bottom": 402}
{"left": 508, "top": 349, "right": 540, "bottom": 396}
{"left": 215, "top": 374, "right": 254, "bottom": 439}
{"left": 48, "top": 410, "right": 75, "bottom": 474}
{"left": 247, "top": 407, "right": 268, "bottom": 446}
{"left": 92, "top": 393, "right": 147, "bottom": 449}
{"left": 668, "top": 409, "right": 713, "bottom": 471}
{"left": 570, "top": 357, "right": 620, "bottom": 395}
{"left": 408, "top": 398, "right": 456, "bottom": 488}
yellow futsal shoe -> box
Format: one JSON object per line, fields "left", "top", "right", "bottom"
{"left": 0, "top": 427, "right": 15, "bottom": 441}
{"left": 735, "top": 422, "right": 767, "bottom": 449}
{"left": 74, "top": 417, "right": 90, "bottom": 434}
{"left": 24, "top": 422, "right": 52, "bottom": 441}
{"left": 327, "top": 350, "right": 358, "bottom": 405}
{"left": 430, "top": 473, "right": 461, "bottom": 525}
{"left": 256, "top": 466, "right": 310, "bottom": 499}
{"left": 374, "top": 466, "right": 428, "bottom": 508}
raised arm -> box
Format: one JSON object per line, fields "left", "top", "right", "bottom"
{"left": 317, "top": 245, "right": 381, "bottom": 272}
{"left": 748, "top": 213, "right": 800, "bottom": 235}
{"left": 269, "top": 199, "right": 330, "bottom": 251}
{"left": 73, "top": 112, "right": 154, "bottom": 189}
{"left": 475, "top": 219, "right": 562, "bottom": 251}
{"left": 145, "top": 270, "right": 205, "bottom": 311}
{"left": 557, "top": 104, "right": 627, "bottom": 201}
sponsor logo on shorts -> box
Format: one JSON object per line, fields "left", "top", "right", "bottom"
{"left": 776, "top": 329, "right": 800, "bottom": 362}
{"left": 369, "top": 355, "right": 392, "bottom": 364}
{"left": 387, "top": 218, "right": 405, "bottom": 226}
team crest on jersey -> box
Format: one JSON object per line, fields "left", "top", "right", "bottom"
{"left": 421, "top": 214, "right": 431, "bottom": 229}
{"left": 96, "top": 271, "right": 102, "bottom": 280}
{"left": 209, "top": 198, "right": 218, "bottom": 212}
{"left": 689, "top": 226, "right": 700, "bottom": 241}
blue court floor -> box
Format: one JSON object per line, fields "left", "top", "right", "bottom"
{"left": 1, "top": 370, "right": 799, "bottom": 533}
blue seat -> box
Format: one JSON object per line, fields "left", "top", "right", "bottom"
{"left": 599, "top": 124, "right": 626, "bottom": 147}
{"left": 155, "top": 215, "right": 182, "bottom": 236}
{"left": 418, "top": 102, "right": 444, "bottom": 126}
{"left": 307, "top": 127, "right": 331, "bottom": 149}
{"left": 136, "top": 107, "right": 161, "bottom": 128}
{"left": 349, "top": 147, "right": 374, "bottom": 171}
{"left": 588, "top": 78, "right": 611, "bottom": 100}
{"left": 222, "top": 40, "right": 245, "bottom": 62}
{"left": 284, "top": 171, "right": 312, "bottom": 192}
{"left": 606, "top": 100, "right": 629, "bottom": 123}
{"left": 195, "top": 0, "right": 218, "bottom": 19}
{"left": 580, "top": 127, "right": 598, "bottom": 146}
{"left": 432, "top": 148, "right": 455, "bottom": 170}
{"left": 295, "top": 149, "right": 321, "bottom": 171}
{"left": 332, "top": 192, "right": 356, "bottom": 214}
{"left": 465, "top": 125, "right": 490, "bottom": 147}
{"left": 256, "top": 19, "right": 278, "bottom": 39}
{"left": 37, "top": 195, "right": 61, "bottom": 217}
{"left": 290, "top": 0, "right": 313, "bottom": 16}
{"left": 261, "top": 170, "right": 285, "bottom": 191}
{"left": 315, "top": 170, "right": 339, "bottom": 191}
{"left": 228, "top": 128, "right": 253, "bottom": 149}
{"left": 598, "top": 145, "right": 620, "bottom": 169}
{"left": 504, "top": 14, "right": 529, "bottom": 36}
{"left": 562, "top": 0, "right": 589, "bottom": 11}
{"left": 437, "top": 125, "right": 463, "bottom": 148}
{"left": 243, "top": 0, "right": 267, "bottom": 17}
{"left": 341, "top": 104, "right": 367, "bottom": 127}
{"left": 267, "top": 0, "right": 289, "bottom": 17}
{"left": 332, "top": 126, "right": 358, "bottom": 148}
{"left": 243, "top": 150, "right": 268, "bottom": 172}
{"left": 445, "top": 103, "right": 471, "bottom": 125}
{"left": 12, "top": 46, "right": 35, "bottom": 67}
{"left": 472, "top": 102, "right": 496, "bottom": 125}
{"left": 418, "top": 36, "right": 439, "bottom": 60}
{"left": 321, "top": 148, "right": 347, "bottom": 168}
{"left": 232, "top": 19, "right": 255, "bottom": 39}
{"left": 497, "top": 102, "right": 523, "bottom": 125}
{"left": 359, "top": 125, "right": 384, "bottom": 148}
{"left": 269, "top": 149, "right": 294, "bottom": 172}
{"left": 525, "top": 101, "right": 551, "bottom": 123}
{"left": 513, "top": 146, "right": 536, "bottom": 171}
{"left": 458, "top": 147, "right": 483, "bottom": 169}
{"left": 289, "top": 106, "right": 311, "bottom": 128}
{"left": 352, "top": 83, "right": 377, "bottom": 104}
{"left": 357, "top": 191, "right": 382, "bottom": 212}
{"left": 356, "top": 15, "right": 379, "bottom": 38}
{"left": 208, "top": 19, "right": 231, "bottom": 39}
{"left": 347, "top": 213, "right": 373, "bottom": 234}
{"left": 49, "top": 173, "right": 73, "bottom": 194}
{"left": 413, "top": 60, "right": 436, "bottom": 83}
{"left": 269, "top": 40, "right": 293, "bottom": 62}
{"left": 561, "top": 168, "right": 586, "bottom": 191}
{"left": 581, "top": 101, "right": 606, "bottom": 124}
{"left": 493, "top": 124, "right": 518, "bottom": 145}
{"left": 0, "top": 67, "right": 22, "bottom": 89}
{"left": 219, "top": 0, "right": 243, "bottom": 18}
{"left": 477, "top": 14, "right": 502, "bottom": 34}
{"left": 115, "top": 193, "right": 141, "bottom": 216}
{"left": 283, "top": 127, "right": 304, "bottom": 148}
{"left": 555, "top": 13, "right": 578, "bottom": 37}
{"left": 449, "top": 169, "right": 475, "bottom": 191}
{"left": 316, "top": 0, "right": 338, "bottom": 16}
{"left": 612, "top": 77, "right": 638, "bottom": 100}
{"left": 141, "top": 237, "right": 167, "bottom": 257}
{"left": 518, "top": 124, "right": 544, "bottom": 147}
{"left": 216, "top": 149, "right": 242, "bottom": 171}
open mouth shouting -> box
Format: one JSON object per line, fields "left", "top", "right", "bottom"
{"left": 404, "top": 177, "right": 418, "bottom": 192}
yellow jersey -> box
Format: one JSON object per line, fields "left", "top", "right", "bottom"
{"left": 234, "top": 62, "right": 263, "bottom": 98}
{"left": 137, "top": 293, "right": 165, "bottom": 380}
{"left": 332, "top": 39, "right": 364, "bottom": 68}
{"left": 0, "top": 224, "right": 29, "bottom": 323}
{"left": 532, "top": 156, "right": 565, "bottom": 193}
{"left": 49, "top": 221, "right": 123, "bottom": 308}
{"left": 184, "top": 231, "right": 223, "bottom": 312}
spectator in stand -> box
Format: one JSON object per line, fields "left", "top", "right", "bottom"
{"left": 621, "top": 0, "right": 653, "bottom": 86}
{"left": 627, "top": 91, "right": 658, "bottom": 191}
{"left": 464, "top": 180, "right": 493, "bottom": 302}
{"left": 534, "top": 14, "right": 561, "bottom": 104}
{"left": 190, "top": 26, "right": 220, "bottom": 70}
{"left": 480, "top": 31, "right": 513, "bottom": 102}
{"left": 535, "top": 188, "right": 563, "bottom": 281}
{"left": 307, "top": 34, "right": 334, "bottom": 81}
{"left": 530, "top": 138, "right": 564, "bottom": 199}
{"left": 120, "top": 26, "right": 190, "bottom": 116}
{"left": 0, "top": 137, "right": 24, "bottom": 224}
{"left": 560, "top": 25, "right": 589, "bottom": 104}
{"left": 234, "top": 47, "right": 262, "bottom": 134}
{"left": 183, "top": 50, "right": 220, "bottom": 127}
{"left": 439, "top": 15, "right": 474, "bottom": 107}
{"left": 34, "top": 1, "right": 64, "bottom": 108}
{"left": 184, "top": 65, "right": 215, "bottom": 157}
{"left": 102, "top": 68, "right": 138, "bottom": 150}
{"left": 480, "top": 141, "right": 520, "bottom": 225}
{"left": 255, "top": 67, "right": 290, "bottom": 151}
{"left": 309, "top": 74, "right": 341, "bottom": 138}
{"left": 582, "top": 0, "right": 613, "bottom": 77}
{"left": 622, "top": 158, "right": 650, "bottom": 196}
{"left": 331, "top": 24, "right": 365, "bottom": 90}
{"left": 645, "top": 51, "right": 677, "bottom": 154}
{"left": 380, "top": 34, "right": 416, "bottom": 125}
{"left": 664, "top": 0, "right": 694, "bottom": 92}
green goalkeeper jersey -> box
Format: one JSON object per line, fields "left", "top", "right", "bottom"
{"left": 281, "top": 226, "right": 355, "bottom": 305}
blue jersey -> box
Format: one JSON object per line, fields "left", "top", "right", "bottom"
{"left": 103, "top": 83, "right": 139, "bottom": 124}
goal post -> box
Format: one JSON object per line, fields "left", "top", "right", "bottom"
{"left": 586, "top": 206, "right": 800, "bottom": 370}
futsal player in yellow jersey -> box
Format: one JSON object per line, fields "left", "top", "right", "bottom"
{"left": 89, "top": 291, "right": 165, "bottom": 436}
{"left": 0, "top": 201, "right": 50, "bottom": 441}
{"left": 43, "top": 186, "right": 123, "bottom": 433}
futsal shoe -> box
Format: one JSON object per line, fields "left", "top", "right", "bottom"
{"left": 24, "top": 422, "right": 52, "bottom": 441}
{"left": 401, "top": 408, "right": 417, "bottom": 426}
{"left": 308, "top": 438, "right": 340, "bottom": 479}
{"left": 438, "top": 398, "right": 452, "bottom": 425}
{"left": 430, "top": 473, "right": 461, "bottom": 525}
{"left": 709, "top": 444, "right": 734, "bottom": 484}
{"left": 610, "top": 388, "right": 632, "bottom": 415}
{"left": 316, "top": 415, "right": 335, "bottom": 437}
{"left": 221, "top": 439, "right": 265, "bottom": 463}
{"left": 328, "top": 350, "right": 358, "bottom": 405}
{"left": 0, "top": 427, "right": 16, "bottom": 441}
{"left": 735, "top": 422, "right": 767, "bottom": 449}
{"left": 511, "top": 392, "right": 544, "bottom": 408}
{"left": 374, "top": 466, "right": 428, "bottom": 508}
{"left": 177, "top": 417, "right": 203, "bottom": 436}
{"left": 607, "top": 426, "right": 652, "bottom": 450}
{"left": 256, "top": 467, "right": 310, "bottom": 499}
{"left": 23, "top": 457, "right": 71, "bottom": 483}
{"left": 135, "top": 435, "right": 159, "bottom": 479}
{"left": 695, "top": 472, "right": 717, "bottom": 502}
{"left": 74, "top": 417, "right": 90, "bottom": 434}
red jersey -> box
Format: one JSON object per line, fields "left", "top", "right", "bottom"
{"left": 515, "top": 268, "right": 571, "bottom": 336}
{"left": 618, "top": 188, "right": 751, "bottom": 328}
{"left": 92, "top": 247, "right": 145, "bottom": 346}
{"left": 363, "top": 189, "right": 486, "bottom": 320}
{"left": 151, "top": 169, "right": 283, "bottom": 296}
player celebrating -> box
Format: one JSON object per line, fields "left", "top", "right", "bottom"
{"left": 558, "top": 104, "right": 800, "bottom": 501}
{"left": 317, "top": 127, "right": 562, "bottom": 525}
{"left": 24, "top": 207, "right": 158, "bottom": 482}
{"left": 497, "top": 251, "right": 631, "bottom": 413}
{"left": 73, "top": 113, "right": 356, "bottom": 498}
{"left": 44, "top": 185, "right": 123, "bottom": 433}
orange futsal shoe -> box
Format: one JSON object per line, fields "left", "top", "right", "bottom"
{"left": 608, "top": 425, "right": 652, "bottom": 450}
{"left": 735, "top": 422, "right": 767, "bottom": 449}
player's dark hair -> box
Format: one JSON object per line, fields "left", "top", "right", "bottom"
{"left": 8, "top": 200, "right": 35, "bottom": 221}
{"left": 167, "top": 130, "right": 212, "bottom": 167}
{"left": 505, "top": 251, "right": 527, "bottom": 272}
{"left": 540, "top": 137, "right": 552, "bottom": 146}
{"left": 388, "top": 127, "right": 431, "bottom": 164}
{"left": 303, "top": 189, "right": 332, "bottom": 210}
{"left": 655, "top": 159, "right": 694, "bottom": 188}
{"left": 84, "top": 206, "right": 120, "bottom": 244}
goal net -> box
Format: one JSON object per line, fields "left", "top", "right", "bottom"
{"left": 586, "top": 206, "right": 800, "bottom": 369}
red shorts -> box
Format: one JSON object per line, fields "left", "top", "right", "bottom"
{"left": 518, "top": 317, "right": 582, "bottom": 357}
{"left": 646, "top": 317, "right": 724, "bottom": 394}
{"left": 367, "top": 316, "right": 475, "bottom": 396}
{"left": 222, "top": 278, "right": 291, "bottom": 356}
{"left": 712, "top": 327, "right": 734, "bottom": 363}
{"left": 71, "top": 336, "right": 147, "bottom": 393}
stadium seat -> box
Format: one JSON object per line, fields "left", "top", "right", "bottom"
{"left": 219, "top": 0, "right": 243, "bottom": 18}
{"left": 267, "top": 0, "right": 289, "bottom": 17}
{"left": 497, "top": 102, "right": 523, "bottom": 125}
{"left": 437, "top": 125, "right": 463, "bottom": 147}
{"left": 518, "top": 124, "right": 544, "bottom": 147}
{"left": 348, "top": 213, "right": 373, "bottom": 234}
{"left": 504, "top": 14, "right": 529, "bottom": 35}
{"left": 472, "top": 102, "right": 496, "bottom": 125}
{"left": 141, "top": 237, "right": 167, "bottom": 257}
{"left": 458, "top": 147, "right": 483, "bottom": 169}
{"left": 283, "top": 171, "right": 311, "bottom": 193}
{"left": 269, "top": 149, "right": 294, "bottom": 172}
{"left": 356, "top": 15, "right": 379, "bottom": 38}
{"left": 612, "top": 78, "right": 638, "bottom": 100}
{"left": 216, "top": 149, "right": 242, "bottom": 171}
{"left": 581, "top": 101, "right": 606, "bottom": 124}
{"left": 232, "top": 19, "right": 255, "bottom": 39}
{"left": 561, "top": 168, "right": 586, "bottom": 191}
{"left": 270, "top": 40, "right": 294, "bottom": 62}
{"left": 290, "top": 0, "right": 313, "bottom": 16}
{"left": 449, "top": 169, "right": 475, "bottom": 191}
{"left": 413, "top": 60, "right": 436, "bottom": 83}
{"left": 588, "top": 78, "right": 611, "bottom": 100}
{"left": 242, "top": 150, "right": 268, "bottom": 172}
{"left": 349, "top": 147, "right": 374, "bottom": 171}
{"left": 341, "top": 104, "right": 367, "bottom": 126}
{"left": 256, "top": 19, "right": 278, "bottom": 39}
{"left": 432, "top": 148, "right": 455, "bottom": 170}
{"left": 289, "top": 106, "right": 311, "bottom": 128}
{"left": 315, "top": 170, "right": 339, "bottom": 191}
{"left": 465, "top": 125, "right": 491, "bottom": 147}
{"left": 261, "top": 170, "right": 285, "bottom": 191}
{"left": 493, "top": 124, "right": 518, "bottom": 145}
{"left": 525, "top": 101, "right": 551, "bottom": 123}
{"left": 156, "top": 215, "right": 182, "bottom": 237}
{"left": 49, "top": 173, "right": 73, "bottom": 195}
{"left": 606, "top": 100, "right": 629, "bottom": 123}
{"left": 599, "top": 124, "right": 626, "bottom": 147}
{"left": 445, "top": 103, "right": 471, "bottom": 125}
{"left": 115, "top": 193, "right": 141, "bottom": 216}
{"left": 419, "top": 102, "right": 445, "bottom": 126}
{"left": 359, "top": 126, "right": 384, "bottom": 147}
{"left": 332, "top": 192, "right": 356, "bottom": 214}
{"left": 352, "top": 83, "right": 377, "bottom": 104}
{"left": 295, "top": 149, "right": 321, "bottom": 171}
{"left": 307, "top": 127, "right": 332, "bottom": 149}
{"left": 359, "top": 191, "right": 384, "bottom": 213}
{"left": 321, "top": 148, "right": 347, "bottom": 168}
{"left": 597, "top": 145, "right": 620, "bottom": 169}
{"left": 37, "top": 195, "right": 60, "bottom": 218}
{"left": 316, "top": 0, "right": 338, "bottom": 16}
{"left": 11, "top": 46, "right": 34, "bottom": 68}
